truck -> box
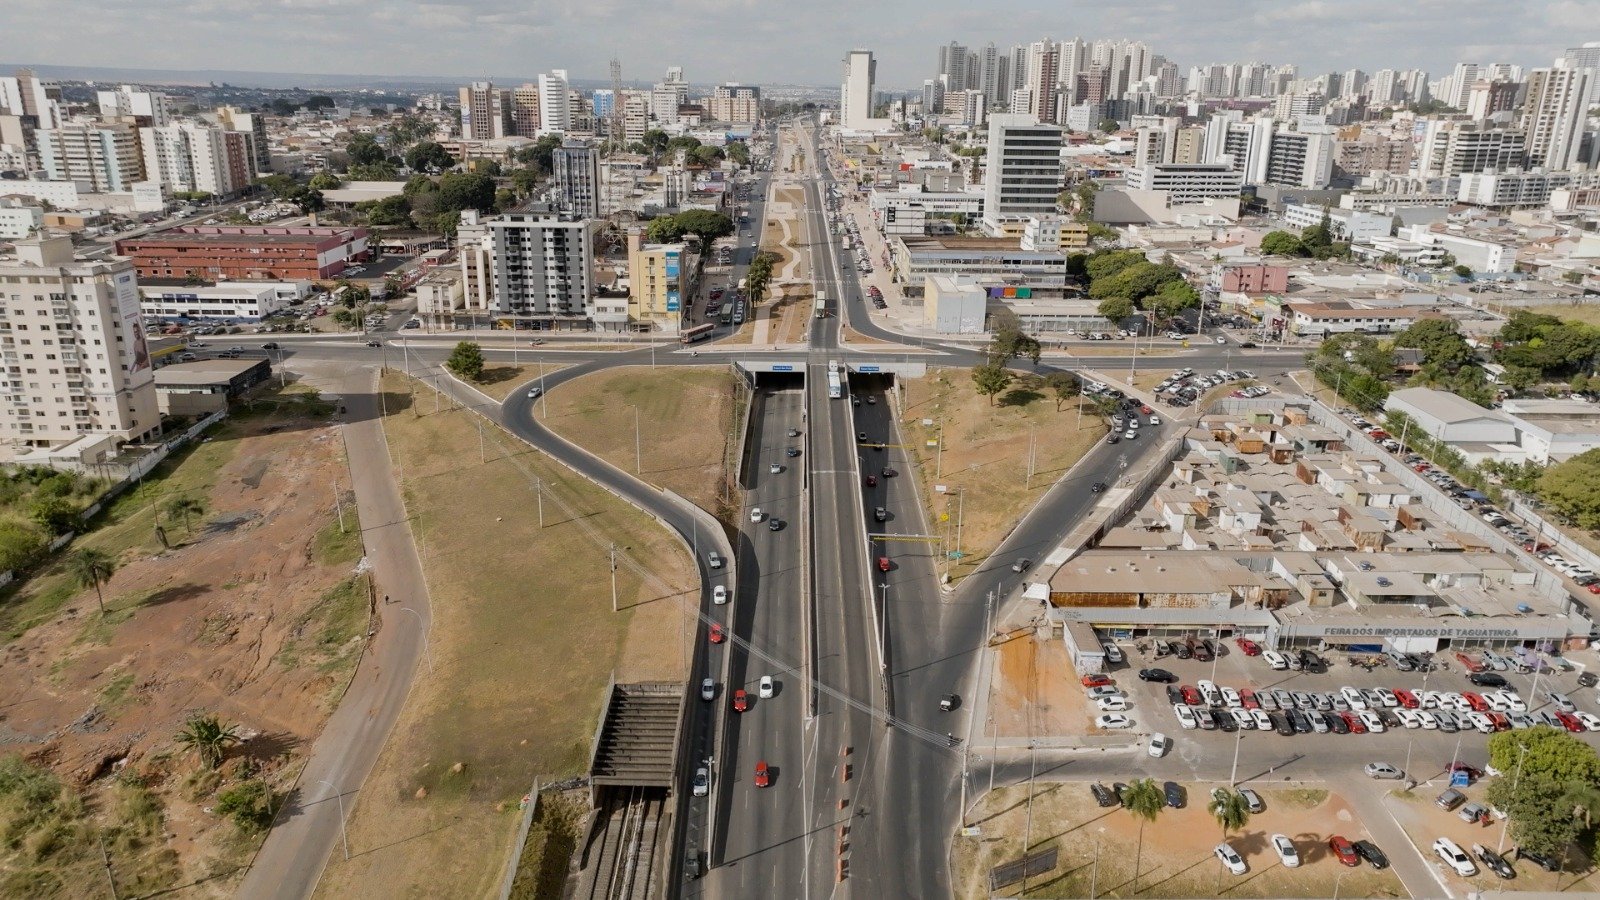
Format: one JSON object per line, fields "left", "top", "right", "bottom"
{"left": 814, "top": 291, "right": 827, "bottom": 318}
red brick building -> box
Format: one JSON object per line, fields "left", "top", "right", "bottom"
{"left": 1220, "top": 263, "right": 1289, "bottom": 294}
{"left": 115, "top": 225, "right": 371, "bottom": 281}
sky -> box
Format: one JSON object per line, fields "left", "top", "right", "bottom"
{"left": 1, "top": 0, "right": 1592, "bottom": 89}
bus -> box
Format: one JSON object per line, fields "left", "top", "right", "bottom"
{"left": 680, "top": 323, "right": 715, "bottom": 344}
{"left": 826, "top": 359, "right": 842, "bottom": 399}
{"left": 717, "top": 302, "right": 735, "bottom": 325}
{"left": 814, "top": 291, "right": 827, "bottom": 318}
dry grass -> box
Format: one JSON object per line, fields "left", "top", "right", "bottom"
{"left": 766, "top": 289, "right": 812, "bottom": 344}
{"left": 470, "top": 363, "right": 569, "bottom": 402}
{"left": 312, "top": 373, "right": 696, "bottom": 900}
{"left": 899, "top": 369, "right": 1108, "bottom": 583}
{"left": 1528, "top": 302, "right": 1600, "bottom": 329}
{"left": 540, "top": 366, "right": 740, "bottom": 518}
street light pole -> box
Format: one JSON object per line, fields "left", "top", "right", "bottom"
{"left": 316, "top": 779, "right": 350, "bottom": 861}
{"left": 610, "top": 543, "right": 619, "bottom": 613}
{"left": 1498, "top": 743, "right": 1529, "bottom": 854}
{"left": 400, "top": 607, "right": 432, "bottom": 673}
{"left": 1230, "top": 729, "right": 1243, "bottom": 786}
{"left": 633, "top": 406, "right": 642, "bottom": 475}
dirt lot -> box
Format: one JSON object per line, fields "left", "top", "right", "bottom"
{"left": 312, "top": 373, "right": 695, "bottom": 900}
{"left": 989, "top": 631, "right": 1084, "bottom": 738}
{"left": 899, "top": 369, "right": 1109, "bottom": 583}
{"left": 541, "top": 366, "right": 741, "bottom": 519}
{"left": 0, "top": 390, "right": 364, "bottom": 897}
{"left": 954, "top": 785, "right": 1405, "bottom": 898}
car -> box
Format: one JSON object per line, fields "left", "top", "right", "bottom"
{"left": 1548, "top": 690, "right": 1577, "bottom": 713}
{"left": 1165, "top": 684, "right": 1184, "bottom": 704}
{"left": 713, "top": 585, "right": 729, "bottom": 605}
{"left": 1163, "top": 781, "right": 1186, "bottom": 808}
{"left": 1326, "top": 834, "right": 1359, "bottom": 866}
{"left": 758, "top": 675, "right": 775, "bottom": 699}
{"left": 1436, "top": 787, "right": 1467, "bottom": 811}
{"left": 1396, "top": 709, "right": 1423, "bottom": 729}
{"left": 767, "top": 518, "right": 783, "bottom": 532}
{"left": 1230, "top": 708, "right": 1255, "bottom": 730}
{"left": 707, "top": 552, "right": 723, "bottom": 569}
{"left": 1340, "top": 686, "right": 1368, "bottom": 710}
{"left": 1090, "top": 782, "right": 1118, "bottom": 807}
{"left": 1514, "top": 846, "right": 1563, "bottom": 872}
{"left": 365, "top": 340, "right": 382, "bottom": 347}
{"left": 1272, "top": 834, "right": 1300, "bottom": 868}
{"left": 1148, "top": 733, "right": 1170, "bottom": 757}
{"left": 693, "top": 766, "right": 710, "bottom": 797}
{"left": 700, "top": 678, "right": 716, "bottom": 701}
{"left": 1462, "top": 691, "right": 1489, "bottom": 712}
{"left": 1239, "top": 688, "right": 1259, "bottom": 709}
{"left": 1359, "top": 711, "right": 1386, "bottom": 733}
{"left": 1577, "top": 711, "right": 1600, "bottom": 731}
{"left": 786, "top": 447, "right": 800, "bottom": 457}
{"left": 770, "top": 463, "right": 782, "bottom": 474}
{"left": 1087, "top": 685, "right": 1123, "bottom": 700}
{"left": 1340, "top": 711, "right": 1366, "bottom": 734}
{"left": 1123, "top": 430, "right": 1138, "bottom": 440}
{"left": 876, "top": 556, "right": 890, "bottom": 572}
{"left": 787, "top": 428, "right": 801, "bottom": 438}
{"left": 1096, "top": 714, "right": 1133, "bottom": 729}
{"left": 873, "top": 506, "right": 888, "bottom": 522}
{"left": 1012, "top": 558, "right": 1032, "bottom": 573}
{"left": 1103, "top": 643, "right": 1125, "bottom": 664}
{"left": 709, "top": 623, "right": 725, "bottom": 644}
{"left": 1096, "top": 696, "right": 1130, "bottom": 712}
{"left": 1241, "top": 708, "right": 1267, "bottom": 731}
{"left": 260, "top": 342, "right": 280, "bottom": 350}
{"left": 1556, "top": 711, "right": 1586, "bottom": 732}
{"left": 1456, "top": 652, "right": 1487, "bottom": 673}
{"left": 1178, "top": 685, "right": 1200, "bottom": 705}
{"left": 1090, "top": 481, "right": 1105, "bottom": 493}
{"left": 1138, "top": 668, "right": 1176, "bottom": 683}
{"left": 1459, "top": 802, "right": 1491, "bottom": 825}
{"left": 1364, "top": 762, "right": 1404, "bottom": 779}
{"left": 1149, "top": 415, "right": 1162, "bottom": 426}
{"left": 1344, "top": 839, "right": 1388, "bottom": 869}
{"left": 732, "top": 689, "right": 749, "bottom": 712}
{"left": 1473, "top": 844, "right": 1515, "bottom": 879}
{"left": 177, "top": 352, "right": 198, "bottom": 362}
{"left": 1082, "top": 674, "right": 1113, "bottom": 688}
{"left": 1221, "top": 687, "right": 1242, "bottom": 707}
{"left": 864, "top": 474, "right": 877, "bottom": 487}
{"left": 1234, "top": 637, "right": 1261, "bottom": 656}
{"left": 1263, "top": 650, "right": 1289, "bottom": 670}
{"left": 1434, "top": 837, "right": 1477, "bottom": 876}
{"left": 1394, "top": 688, "right": 1419, "bottom": 708}
{"left": 1214, "top": 842, "right": 1247, "bottom": 875}
{"left": 1271, "top": 711, "right": 1295, "bottom": 735}
{"left": 1174, "top": 704, "right": 1198, "bottom": 729}
{"left": 754, "top": 760, "right": 771, "bottom": 787}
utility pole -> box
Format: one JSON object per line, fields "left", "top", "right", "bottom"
{"left": 955, "top": 490, "right": 965, "bottom": 559}
{"left": 535, "top": 478, "right": 545, "bottom": 527}
{"left": 333, "top": 482, "right": 345, "bottom": 533}
{"left": 316, "top": 779, "right": 351, "bottom": 860}
{"left": 610, "top": 542, "right": 619, "bottom": 612}
{"left": 633, "top": 406, "right": 642, "bottom": 475}
{"left": 1026, "top": 428, "right": 1036, "bottom": 489}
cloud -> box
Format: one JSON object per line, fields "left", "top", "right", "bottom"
{"left": 0, "top": 0, "right": 1582, "bottom": 86}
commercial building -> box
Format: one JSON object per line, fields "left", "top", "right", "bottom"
{"left": 980, "top": 114, "right": 1063, "bottom": 236}
{"left": 1457, "top": 170, "right": 1600, "bottom": 209}
{"left": 1283, "top": 204, "right": 1392, "bottom": 242}
{"left": 36, "top": 121, "right": 144, "bottom": 192}
{"left": 552, "top": 140, "right": 602, "bottom": 219}
{"left": 0, "top": 235, "right": 161, "bottom": 460}
{"left": 1397, "top": 225, "right": 1516, "bottom": 273}
{"left": 1022, "top": 40, "right": 1059, "bottom": 123}
{"left": 459, "top": 81, "right": 512, "bottom": 140}
{"left": 921, "top": 275, "right": 987, "bottom": 333}
{"left": 0, "top": 69, "right": 62, "bottom": 129}
{"left": 115, "top": 225, "right": 371, "bottom": 281}
{"left": 140, "top": 282, "right": 291, "bottom": 323}
{"left": 708, "top": 84, "right": 760, "bottom": 124}
{"left": 1125, "top": 163, "right": 1243, "bottom": 204}
{"left": 153, "top": 357, "right": 270, "bottom": 416}
{"left": 840, "top": 50, "right": 877, "bottom": 130}
{"left": 1283, "top": 300, "right": 1423, "bottom": 336}
{"left": 626, "top": 228, "right": 697, "bottom": 332}
{"left": 889, "top": 234, "right": 1067, "bottom": 298}
{"left": 868, "top": 186, "right": 984, "bottom": 236}
{"left": 1218, "top": 263, "right": 1288, "bottom": 294}
{"left": 1385, "top": 387, "right": 1518, "bottom": 444}
{"left": 0, "top": 198, "right": 44, "bottom": 239}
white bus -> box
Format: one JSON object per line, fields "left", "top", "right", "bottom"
{"left": 826, "top": 359, "right": 842, "bottom": 399}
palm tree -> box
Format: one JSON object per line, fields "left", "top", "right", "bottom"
{"left": 1123, "top": 778, "right": 1166, "bottom": 892}
{"left": 68, "top": 547, "right": 117, "bottom": 616}
{"left": 1209, "top": 787, "right": 1253, "bottom": 841}
{"left": 166, "top": 496, "right": 205, "bottom": 534}
{"left": 175, "top": 714, "right": 240, "bottom": 769}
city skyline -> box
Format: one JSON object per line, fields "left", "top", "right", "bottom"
{"left": 1, "top": 0, "right": 1592, "bottom": 90}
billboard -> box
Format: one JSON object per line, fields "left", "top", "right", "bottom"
{"left": 116, "top": 271, "right": 151, "bottom": 374}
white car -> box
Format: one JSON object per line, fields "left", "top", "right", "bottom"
{"left": 1339, "top": 686, "right": 1368, "bottom": 710}
{"left": 1359, "top": 710, "right": 1386, "bottom": 733}
{"left": 1096, "top": 714, "right": 1133, "bottom": 729}
{"left": 750, "top": 507, "right": 764, "bottom": 523}
{"left": 1466, "top": 711, "right": 1495, "bottom": 734}
{"left": 1250, "top": 709, "right": 1273, "bottom": 731}
{"left": 1149, "top": 733, "right": 1170, "bottom": 757}
{"left": 1096, "top": 696, "right": 1131, "bottom": 712}
{"left": 1271, "top": 834, "right": 1300, "bottom": 868}
{"left": 1230, "top": 708, "right": 1254, "bottom": 730}
{"left": 769, "top": 462, "right": 782, "bottom": 474}
{"left": 758, "top": 675, "right": 775, "bottom": 698}
{"left": 1548, "top": 691, "right": 1577, "bottom": 713}
{"left": 700, "top": 678, "right": 716, "bottom": 701}
{"left": 1149, "top": 415, "right": 1162, "bottom": 426}
{"left": 707, "top": 552, "right": 723, "bottom": 569}
{"left": 1174, "top": 704, "right": 1198, "bottom": 730}
{"left": 1433, "top": 837, "right": 1477, "bottom": 876}
{"left": 1417, "top": 710, "right": 1440, "bottom": 730}
{"left": 1263, "top": 650, "right": 1289, "bottom": 670}
{"left": 693, "top": 766, "right": 710, "bottom": 797}
{"left": 1087, "top": 685, "right": 1123, "bottom": 700}
{"left": 1373, "top": 688, "right": 1399, "bottom": 708}
{"left": 1576, "top": 712, "right": 1600, "bottom": 731}
{"left": 1395, "top": 709, "right": 1423, "bottom": 729}
{"left": 1215, "top": 842, "right": 1247, "bottom": 875}
{"left": 1416, "top": 690, "right": 1441, "bottom": 710}
{"left": 1221, "top": 686, "right": 1242, "bottom": 707}
{"left": 713, "top": 585, "right": 729, "bottom": 605}
{"left": 1197, "top": 680, "right": 1220, "bottom": 705}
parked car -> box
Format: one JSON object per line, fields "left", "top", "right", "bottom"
{"left": 1214, "top": 842, "right": 1247, "bottom": 876}
{"left": 1354, "top": 839, "right": 1389, "bottom": 869}
{"left": 1433, "top": 837, "right": 1477, "bottom": 876}
{"left": 1272, "top": 834, "right": 1300, "bottom": 868}
{"left": 1474, "top": 844, "right": 1515, "bottom": 879}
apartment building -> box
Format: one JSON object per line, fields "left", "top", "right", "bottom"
{"left": 709, "top": 84, "right": 761, "bottom": 124}
{"left": 459, "top": 81, "right": 512, "bottom": 140}
{"left": 626, "top": 228, "right": 698, "bottom": 332}
{"left": 841, "top": 50, "right": 877, "bottom": 130}
{"left": 488, "top": 212, "right": 614, "bottom": 326}
{"left": 96, "top": 85, "right": 171, "bottom": 126}
{"left": 1457, "top": 170, "right": 1600, "bottom": 208}
{"left": 36, "top": 121, "right": 144, "bottom": 192}
{"left": 1126, "top": 163, "right": 1244, "bottom": 204}
{"left": 0, "top": 235, "right": 160, "bottom": 457}
{"left": 1521, "top": 67, "right": 1594, "bottom": 170}
{"left": 980, "top": 114, "right": 1063, "bottom": 236}
{"left": 1415, "top": 120, "right": 1526, "bottom": 177}
{"left": 139, "top": 123, "right": 252, "bottom": 198}
{"left": 509, "top": 83, "right": 542, "bottom": 138}
{"left": 553, "top": 140, "right": 601, "bottom": 219}
{"left": 214, "top": 106, "right": 271, "bottom": 173}
{"left": 537, "top": 71, "right": 571, "bottom": 136}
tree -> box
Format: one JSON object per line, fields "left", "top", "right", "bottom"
{"left": 690, "top": 145, "right": 726, "bottom": 168}
{"left": 165, "top": 495, "right": 205, "bottom": 534}
{"left": 1208, "top": 787, "right": 1252, "bottom": 840}
{"left": 0, "top": 519, "right": 45, "bottom": 572}
{"left": 516, "top": 134, "right": 563, "bottom": 175}
{"left": 646, "top": 215, "right": 686, "bottom": 243}
{"left": 256, "top": 174, "right": 297, "bottom": 198}
{"left": 404, "top": 141, "right": 455, "bottom": 172}
{"left": 364, "top": 195, "right": 411, "bottom": 227}
{"left": 726, "top": 141, "right": 751, "bottom": 167}
{"left": 1396, "top": 318, "right": 1476, "bottom": 375}
{"left": 437, "top": 172, "right": 496, "bottom": 216}
{"left": 345, "top": 133, "right": 385, "bottom": 167}
{"left": 1454, "top": 264, "right": 1474, "bottom": 279}
{"left": 1097, "top": 296, "right": 1136, "bottom": 324}
{"left": 641, "top": 129, "right": 671, "bottom": 156}
{"left": 1572, "top": 373, "right": 1591, "bottom": 395}
{"left": 303, "top": 94, "right": 335, "bottom": 111}
{"left": 68, "top": 547, "right": 118, "bottom": 615}
{"left": 1540, "top": 449, "right": 1600, "bottom": 530}
{"left": 1046, "top": 372, "right": 1079, "bottom": 411}
{"left": 175, "top": 714, "right": 241, "bottom": 769}
{"left": 29, "top": 495, "right": 79, "bottom": 535}
{"left": 307, "top": 172, "right": 342, "bottom": 191}
{"left": 987, "top": 311, "right": 1042, "bottom": 365}
{"left": 1123, "top": 778, "right": 1166, "bottom": 892}
{"left": 674, "top": 210, "right": 735, "bottom": 245}
{"left": 346, "top": 162, "right": 399, "bottom": 181}
{"left": 1260, "top": 231, "right": 1305, "bottom": 257}
{"left": 331, "top": 307, "right": 357, "bottom": 328}
{"left": 446, "top": 341, "right": 485, "bottom": 381}
{"left": 288, "top": 187, "right": 325, "bottom": 214}
{"left": 216, "top": 779, "right": 276, "bottom": 832}
{"left": 970, "top": 364, "right": 1012, "bottom": 406}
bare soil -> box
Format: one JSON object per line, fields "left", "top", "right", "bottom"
{"left": 1386, "top": 783, "right": 1600, "bottom": 893}
{"left": 989, "top": 632, "right": 1085, "bottom": 738}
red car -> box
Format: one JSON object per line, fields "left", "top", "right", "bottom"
{"left": 1341, "top": 711, "right": 1366, "bottom": 734}
{"left": 1328, "top": 835, "right": 1360, "bottom": 867}
{"left": 865, "top": 474, "right": 878, "bottom": 487}
{"left": 1239, "top": 688, "right": 1259, "bottom": 710}
{"left": 732, "top": 689, "right": 749, "bottom": 712}
{"left": 1462, "top": 692, "right": 1489, "bottom": 712}
{"left": 1082, "top": 674, "right": 1113, "bottom": 688}
{"left": 1556, "top": 712, "right": 1586, "bottom": 733}
{"left": 1445, "top": 762, "right": 1483, "bottom": 782}
{"left": 1487, "top": 711, "right": 1510, "bottom": 731}
{"left": 1234, "top": 637, "right": 1261, "bottom": 656}
{"left": 877, "top": 556, "right": 891, "bottom": 572}
{"left": 709, "top": 623, "right": 725, "bottom": 644}
{"left": 1455, "top": 652, "right": 1486, "bottom": 673}
{"left": 1140, "top": 405, "right": 1152, "bottom": 415}
{"left": 754, "top": 760, "right": 770, "bottom": 787}
{"left": 1180, "top": 685, "right": 1201, "bottom": 705}
{"left": 1589, "top": 583, "right": 1600, "bottom": 595}
{"left": 1393, "top": 689, "right": 1419, "bottom": 709}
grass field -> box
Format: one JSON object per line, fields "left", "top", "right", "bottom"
{"left": 900, "top": 369, "right": 1108, "bottom": 583}
{"left": 1528, "top": 302, "right": 1600, "bottom": 329}
{"left": 469, "top": 362, "right": 568, "bottom": 402}
{"left": 541, "top": 366, "right": 741, "bottom": 519}
{"left": 312, "top": 373, "right": 697, "bottom": 900}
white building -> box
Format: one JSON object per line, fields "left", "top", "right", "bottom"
{"left": 1397, "top": 225, "right": 1516, "bottom": 273}
{"left": 1457, "top": 170, "right": 1600, "bottom": 209}
{"left": 139, "top": 123, "right": 245, "bottom": 197}
{"left": 1384, "top": 387, "right": 1518, "bottom": 444}
{"left": 868, "top": 186, "right": 985, "bottom": 235}
{"left": 1283, "top": 204, "right": 1393, "bottom": 242}
{"left": 923, "top": 275, "right": 988, "bottom": 333}
{"left": 537, "top": 70, "right": 571, "bottom": 136}
{"left": 36, "top": 122, "right": 144, "bottom": 192}
{"left": 1126, "top": 163, "right": 1243, "bottom": 204}
{"left": 1520, "top": 67, "right": 1594, "bottom": 171}
{"left": 1416, "top": 120, "right": 1527, "bottom": 178}
{"left": 141, "top": 282, "right": 291, "bottom": 322}
{"left": 96, "top": 85, "right": 171, "bottom": 125}
{"left": 487, "top": 211, "right": 604, "bottom": 322}
{"left": 841, "top": 50, "right": 878, "bottom": 131}
{"left": 981, "top": 114, "right": 1063, "bottom": 236}
{"left": 0, "top": 198, "right": 43, "bottom": 239}
{"left": 0, "top": 235, "right": 161, "bottom": 458}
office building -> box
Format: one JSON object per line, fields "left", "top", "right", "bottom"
{"left": 841, "top": 50, "right": 877, "bottom": 130}
{"left": 538, "top": 70, "right": 571, "bottom": 135}
{"left": 488, "top": 212, "right": 607, "bottom": 324}
{"left": 980, "top": 114, "right": 1063, "bottom": 236}
{"left": 1520, "top": 67, "right": 1594, "bottom": 170}
{"left": 1559, "top": 42, "right": 1600, "bottom": 70}
{"left": 1126, "top": 163, "right": 1244, "bottom": 204}
{"left": 0, "top": 235, "right": 161, "bottom": 455}
{"left": 459, "top": 81, "right": 512, "bottom": 140}
{"left": 709, "top": 84, "right": 760, "bottom": 124}
{"left": 510, "top": 83, "right": 542, "bottom": 138}
{"left": 140, "top": 282, "right": 292, "bottom": 323}
{"left": 36, "top": 122, "right": 144, "bottom": 192}
{"left": 115, "top": 225, "right": 371, "bottom": 281}
{"left": 1416, "top": 120, "right": 1526, "bottom": 177}
{"left": 552, "top": 140, "right": 601, "bottom": 218}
